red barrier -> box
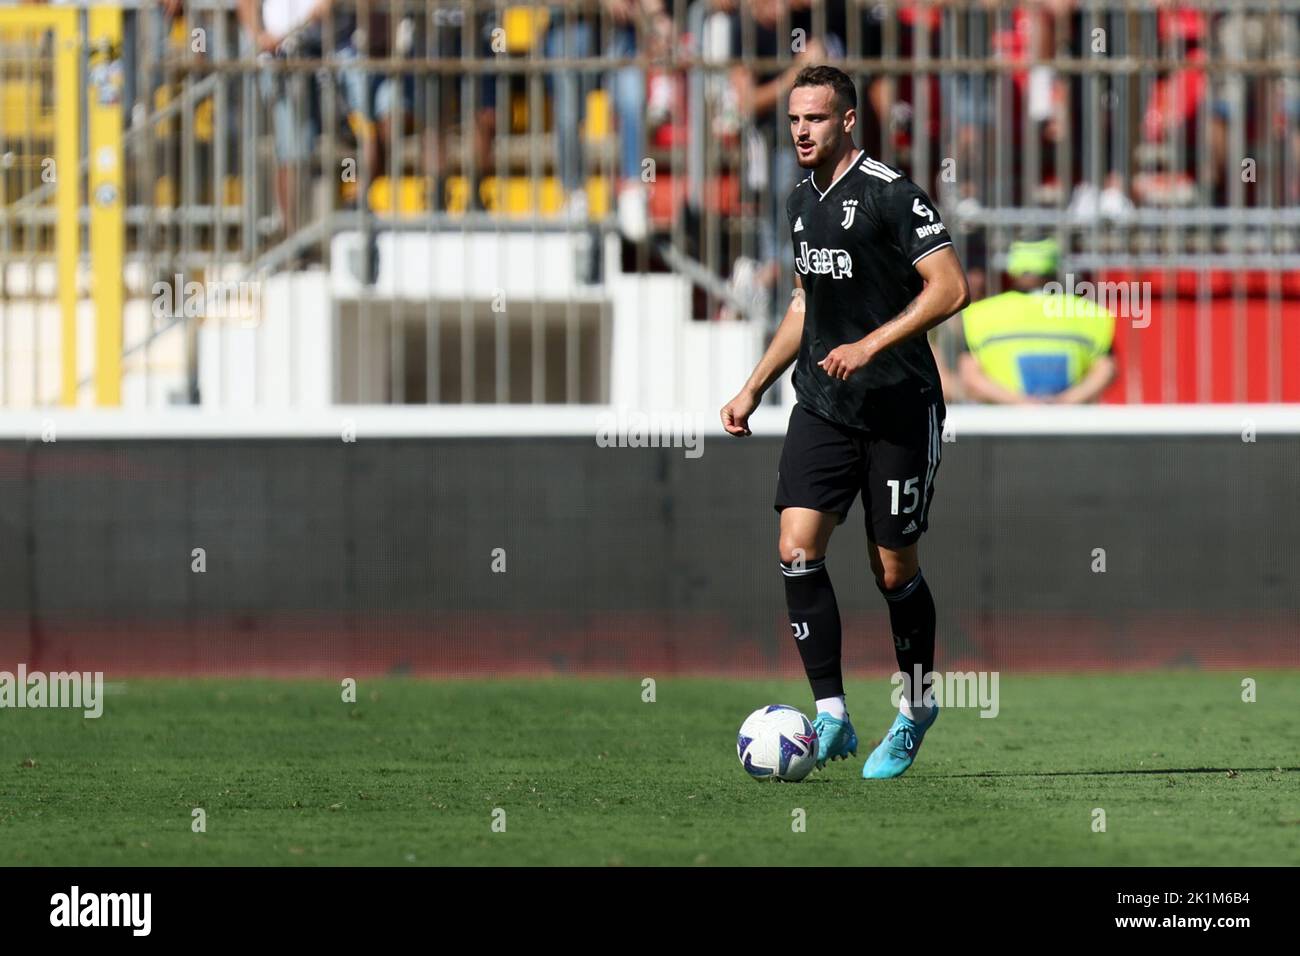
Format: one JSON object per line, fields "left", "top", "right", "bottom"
{"left": 1, "top": 610, "right": 1294, "bottom": 677}
{"left": 1101, "top": 270, "right": 1300, "bottom": 404}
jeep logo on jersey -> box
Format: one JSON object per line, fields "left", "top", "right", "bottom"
{"left": 840, "top": 199, "right": 858, "bottom": 229}
{"left": 912, "top": 198, "right": 935, "bottom": 221}
{"left": 795, "top": 241, "right": 853, "bottom": 278}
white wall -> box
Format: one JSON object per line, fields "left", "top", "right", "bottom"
{"left": 189, "top": 229, "right": 769, "bottom": 414}
{"left": 198, "top": 270, "right": 333, "bottom": 408}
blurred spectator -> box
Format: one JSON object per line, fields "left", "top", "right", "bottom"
{"left": 1009, "top": 0, "right": 1125, "bottom": 213}
{"left": 1287, "top": 35, "right": 1300, "bottom": 206}
{"left": 1207, "top": 8, "right": 1300, "bottom": 205}
{"left": 421, "top": 4, "right": 500, "bottom": 213}
{"left": 684, "top": 0, "right": 739, "bottom": 246}
{"left": 123, "top": 0, "right": 185, "bottom": 127}
{"left": 956, "top": 238, "right": 1116, "bottom": 404}
{"left": 544, "top": 0, "right": 678, "bottom": 239}
{"left": 237, "top": 0, "right": 344, "bottom": 236}
{"left": 861, "top": 1, "right": 942, "bottom": 165}
{"left": 935, "top": 0, "right": 1134, "bottom": 218}
{"left": 1131, "top": 2, "right": 1208, "bottom": 207}
{"left": 238, "top": 0, "right": 406, "bottom": 243}
{"left": 338, "top": 3, "right": 412, "bottom": 208}
{"left": 717, "top": 0, "right": 841, "bottom": 319}
{"left": 940, "top": 0, "right": 997, "bottom": 216}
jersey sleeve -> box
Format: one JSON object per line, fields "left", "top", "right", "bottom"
{"left": 875, "top": 178, "right": 953, "bottom": 268}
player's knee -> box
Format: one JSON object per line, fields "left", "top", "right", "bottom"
{"left": 778, "top": 537, "right": 822, "bottom": 566}
{"left": 875, "top": 565, "right": 916, "bottom": 592}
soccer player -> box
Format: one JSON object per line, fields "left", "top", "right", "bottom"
{"left": 720, "top": 65, "right": 970, "bottom": 779}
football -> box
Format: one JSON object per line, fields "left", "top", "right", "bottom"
{"left": 736, "top": 705, "right": 819, "bottom": 782}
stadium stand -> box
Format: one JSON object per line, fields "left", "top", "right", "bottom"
{"left": 1, "top": 0, "right": 1297, "bottom": 409}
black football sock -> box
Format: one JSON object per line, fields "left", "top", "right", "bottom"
{"left": 879, "top": 569, "right": 936, "bottom": 712}
{"left": 782, "top": 557, "right": 844, "bottom": 700}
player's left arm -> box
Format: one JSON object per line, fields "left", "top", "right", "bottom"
{"left": 819, "top": 247, "right": 970, "bottom": 381}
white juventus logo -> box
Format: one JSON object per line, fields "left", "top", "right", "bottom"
{"left": 791, "top": 622, "right": 810, "bottom": 641}
{"left": 840, "top": 199, "right": 858, "bottom": 229}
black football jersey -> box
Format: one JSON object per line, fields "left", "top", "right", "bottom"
{"left": 786, "top": 150, "right": 953, "bottom": 429}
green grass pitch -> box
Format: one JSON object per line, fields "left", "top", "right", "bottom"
{"left": 2, "top": 672, "right": 1298, "bottom": 865}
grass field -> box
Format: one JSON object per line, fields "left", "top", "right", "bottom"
{"left": 2, "top": 672, "right": 1298, "bottom": 866}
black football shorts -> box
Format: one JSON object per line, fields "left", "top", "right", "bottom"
{"left": 773, "top": 400, "right": 944, "bottom": 549}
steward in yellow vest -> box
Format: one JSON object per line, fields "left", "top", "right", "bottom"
{"left": 957, "top": 239, "right": 1116, "bottom": 404}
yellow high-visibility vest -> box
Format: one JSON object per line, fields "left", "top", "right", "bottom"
{"left": 961, "top": 290, "right": 1115, "bottom": 396}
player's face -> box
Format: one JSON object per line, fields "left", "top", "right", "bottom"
{"left": 789, "top": 86, "right": 854, "bottom": 170}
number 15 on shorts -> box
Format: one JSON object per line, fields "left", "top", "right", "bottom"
{"left": 888, "top": 477, "right": 920, "bottom": 515}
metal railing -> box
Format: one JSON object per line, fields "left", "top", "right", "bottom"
{"left": 1, "top": 0, "right": 1297, "bottom": 407}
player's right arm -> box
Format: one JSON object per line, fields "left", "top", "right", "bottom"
{"left": 720, "top": 276, "right": 805, "bottom": 437}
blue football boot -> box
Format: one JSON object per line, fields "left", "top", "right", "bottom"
{"left": 812, "top": 712, "right": 858, "bottom": 769}
{"left": 862, "top": 705, "right": 939, "bottom": 779}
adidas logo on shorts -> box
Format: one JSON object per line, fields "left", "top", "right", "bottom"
{"left": 902, "top": 519, "right": 919, "bottom": 534}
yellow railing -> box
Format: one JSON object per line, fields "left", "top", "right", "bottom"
{"left": 86, "top": 5, "right": 124, "bottom": 406}
{"left": 0, "top": 5, "right": 79, "bottom": 405}
{"left": 0, "top": 4, "right": 123, "bottom": 407}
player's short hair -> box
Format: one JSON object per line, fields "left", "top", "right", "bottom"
{"left": 791, "top": 65, "right": 857, "bottom": 115}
